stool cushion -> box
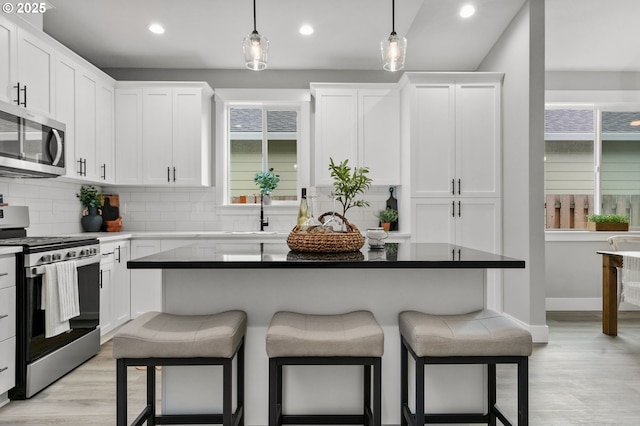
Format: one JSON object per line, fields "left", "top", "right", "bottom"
{"left": 399, "top": 309, "right": 532, "bottom": 357}
{"left": 266, "top": 310, "right": 384, "bottom": 358}
{"left": 113, "top": 310, "right": 247, "bottom": 359}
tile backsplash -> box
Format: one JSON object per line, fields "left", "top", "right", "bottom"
{"left": 1, "top": 177, "right": 400, "bottom": 235}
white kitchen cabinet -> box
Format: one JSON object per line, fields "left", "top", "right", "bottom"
{"left": 0, "top": 17, "right": 18, "bottom": 106}
{"left": 130, "top": 239, "right": 162, "bottom": 319}
{"left": 312, "top": 84, "right": 400, "bottom": 186}
{"left": 404, "top": 74, "right": 502, "bottom": 198}
{"left": 115, "top": 82, "right": 213, "bottom": 186}
{"left": 54, "top": 53, "right": 78, "bottom": 180}
{"left": 99, "top": 240, "right": 130, "bottom": 338}
{"left": 0, "top": 255, "right": 16, "bottom": 408}
{"left": 15, "top": 27, "right": 55, "bottom": 117}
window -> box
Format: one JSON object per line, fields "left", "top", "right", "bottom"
{"left": 545, "top": 105, "right": 640, "bottom": 230}
{"left": 215, "top": 89, "right": 311, "bottom": 207}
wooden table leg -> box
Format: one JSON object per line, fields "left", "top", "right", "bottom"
{"left": 602, "top": 254, "right": 622, "bottom": 336}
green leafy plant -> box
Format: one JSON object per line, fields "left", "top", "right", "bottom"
{"left": 76, "top": 185, "right": 102, "bottom": 208}
{"left": 328, "top": 158, "right": 373, "bottom": 216}
{"left": 254, "top": 168, "right": 280, "bottom": 195}
{"left": 586, "top": 214, "right": 630, "bottom": 223}
{"left": 379, "top": 208, "right": 398, "bottom": 223}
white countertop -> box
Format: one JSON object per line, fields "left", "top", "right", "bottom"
{"left": 0, "top": 246, "right": 22, "bottom": 255}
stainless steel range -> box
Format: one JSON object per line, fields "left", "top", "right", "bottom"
{"left": 0, "top": 206, "right": 100, "bottom": 399}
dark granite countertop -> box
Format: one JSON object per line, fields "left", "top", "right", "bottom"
{"left": 127, "top": 242, "right": 525, "bottom": 269}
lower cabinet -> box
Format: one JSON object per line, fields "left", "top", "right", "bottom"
{"left": 99, "top": 240, "right": 131, "bottom": 337}
{"left": 0, "top": 255, "right": 16, "bottom": 407}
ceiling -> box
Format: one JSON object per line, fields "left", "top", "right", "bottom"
{"left": 39, "top": 0, "right": 640, "bottom": 72}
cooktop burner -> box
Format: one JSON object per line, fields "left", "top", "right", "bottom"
{"left": 0, "top": 236, "right": 98, "bottom": 250}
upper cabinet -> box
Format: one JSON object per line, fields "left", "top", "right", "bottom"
{"left": 115, "top": 82, "right": 213, "bottom": 186}
{"left": 312, "top": 84, "right": 400, "bottom": 186}
{"left": 401, "top": 73, "right": 502, "bottom": 198}
{"left": 0, "top": 15, "right": 54, "bottom": 116}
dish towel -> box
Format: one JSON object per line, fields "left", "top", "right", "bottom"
{"left": 56, "top": 260, "right": 80, "bottom": 322}
{"left": 622, "top": 254, "right": 640, "bottom": 307}
{"left": 41, "top": 264, "right": 71, "bottom": 338}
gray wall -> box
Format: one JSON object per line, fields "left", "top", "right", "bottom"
{"left": 477, "top": 0, "right": 547, "bottom": 333}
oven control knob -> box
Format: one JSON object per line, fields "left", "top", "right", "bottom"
{"left": 79, "top": 249, "right": 87, "bottom": 257}
{"left": 52, "top": 253, "right": 62, "bottom": 261}
{"left": 40, "top": 254, "right": 52, "bottom": 263}
{"left": 67, "top": 251, "right": 77, "bottom": 258}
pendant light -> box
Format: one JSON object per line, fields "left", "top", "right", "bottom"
{"left": 242, "top": 0, "right": 269, "bottom": 71}
{"left": 380, "top": 0, "right": 407, "bottom": 72}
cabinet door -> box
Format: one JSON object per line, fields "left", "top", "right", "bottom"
{"left": 99, "top": 257, "right": 114, "bottom": 336}
{"left": 0, "top": 287, "right": 15, "bottom": 341}
{"left": 456, "top": 83, "right": 501, "bottom": 198}
{"left": 172, "top": 88, "right": 203, "bottom": 186}
{"left": 142, "top": 88, "right": 173, "bottom": 185}
{"left": 113, "top": 241, "right": 130, "bottom": 327}
{"left": 115, "top": 88, "right": 143, "bottom": 184}
{"left": 0, "top": 17, "right": 17, "bottom": 105}
{"left": 359, "top": 89, "right": 400, "bottom": 185}
{"left": 76, "top": 70, "right": 98, "bottom": 181}
{"left": 16, "top": 28, "right": 54, "bottom": 116}
{"left": 314, "top": 89, "right": 358, "bottom": 186}
{"left": 455, "top": 198, "right": 501, "bottom": 253}
{"left": 411, "top": 198, "right": 456, "bottom": 243}
{"left": 0, "top": 337, "right": 16, "bottom": 395}
{"left": 411, "top": 84, "right": 456, "bottom": 197}
{"left": 96, "top": 81, "right": 115, "bottom": 183}
{"left": 130, "top": 240, "right": 161, "bottom": 319}
{"left": 55, "top": 55, "right": 78, "bottom": 179}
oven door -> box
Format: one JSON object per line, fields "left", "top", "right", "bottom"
{"left": 25, "top": 257, "right": 99, "bottom": 363}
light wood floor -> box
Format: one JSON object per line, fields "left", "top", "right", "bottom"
{"left": 1, "top": 312, "right": 640, "bottom": 425}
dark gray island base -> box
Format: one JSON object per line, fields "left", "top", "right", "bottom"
{"left": 126, "top": 241, "right": 525, "bottom": 425}
{"left": 127, "top": 242, "right": 525, "bottom": 269}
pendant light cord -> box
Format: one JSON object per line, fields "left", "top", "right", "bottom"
{"left": 253, "top": 0, "right": 257, "bottom": 32}
{"left": 391, "top": 0, "right": 396, "bottom": 34}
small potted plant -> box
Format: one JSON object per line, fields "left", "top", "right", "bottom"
{"left": 254, "top": 168, "right": 280, "bottom": 204}
{"left": 586, "top": 214, "right": 630, "bottom": 231}
{"left": 378, "top": 208, "right": 398, "bottom": 231}
{"left": 76, "top": 185, "right": 103, "bottom": 232}
{"left": 328, "top": 158, "right": 373, "bottom": 217}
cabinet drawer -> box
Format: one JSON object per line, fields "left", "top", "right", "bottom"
{"left": 0, "top": 257, "right": 15, "bottom": 290}
{"left": 0, "top": 286, "right": 15, "bottom": 342}
{"left": 0, "top": 336, "right": 16, "bottom": 394}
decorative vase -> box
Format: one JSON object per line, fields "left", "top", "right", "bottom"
{"left": 381, "top": 222, "right": 391, "bottom": 231}
{"left": 81, "top": 206, "right": 103, "bottom": 232}
{"left": 262, "top": 194, "right": 272, "bottom": 205}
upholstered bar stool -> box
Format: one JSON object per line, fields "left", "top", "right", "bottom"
{"left": 113, "top": 310, "right": 247, "bottom": 426}
{"left": 266, "top": 310, "right": 384, "bottom": 426}
{"left": 399, "top": 310, "right": 532, "bottom": 426}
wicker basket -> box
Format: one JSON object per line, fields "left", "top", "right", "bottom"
{"left": 287, "top": 212, "right": 365, "bottom": 253}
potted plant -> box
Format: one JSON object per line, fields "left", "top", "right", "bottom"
{"left": 254, "top": 168, "right": 280, "bottom": 204}
{"left": 76, "top": 185, "right": 103, "bottom": 232}
{"left": 328, "top": 158, "right": 373, "bottom": 217}
{"left": 586, "top": 214, "right": 630, "bottom": 231}
{"left": 378, "top": 208, "right": 398, "bottom": 231}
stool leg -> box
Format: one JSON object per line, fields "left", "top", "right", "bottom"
{"left": 373, "top": 358, "right": 382, "bottom": 426}
{"left": 116, "top": 359, "right": 127, "bottom": 426}
{"left": 237, "top": 341, "right": 245, "bottom": 426}
{"left": 269, "top": 358, "right": 280, "bottom": 426}
{"left": 415, "top": 358, "right": 425, "bottom": 426}
{"left": 147, "top": 364, "right": 156, "bottom": 426}
{"left": 364, "top": 365, "right": 371, "bottom": 426}
{"left": 488, "top": 364, "right": 496, "bottom": 426}
{"left": 223, "top": 358, "right": 233, "bottom": 426}
{"left": 518, "top": 357, "right": 529, "bottom": 426}
{"left": 400, "top": 340, "right": 408, "bottom": 426}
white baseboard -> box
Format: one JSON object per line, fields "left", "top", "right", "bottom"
{"left": 546, "top": 297, "right": 640, "bottom": 311}
{"left": 502, "top": 312, "right": 549, "bottom": 343}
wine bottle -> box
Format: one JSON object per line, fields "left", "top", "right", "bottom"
{"left": 297, "top": 188, "right": 310, "bottom": 227}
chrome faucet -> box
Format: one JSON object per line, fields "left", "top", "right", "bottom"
{"left": 260, "top": 195, "right": 269, "bottom": 231}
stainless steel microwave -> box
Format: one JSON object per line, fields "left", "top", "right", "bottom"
{"left": 0, "top": 100, "right": 65, "bottom": 178}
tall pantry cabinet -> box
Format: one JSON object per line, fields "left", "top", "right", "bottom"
{"left": 401, "top": 73, "right": 503, "bottom": 255}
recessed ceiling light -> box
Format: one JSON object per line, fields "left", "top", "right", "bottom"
{"left": 148, "top": 23, "right": 165, "bottom": 34}
{"left": 299, "top": 24, "right": 314, "bottom": 36}
{"left": 459, "top": 4, "right": 476, "bottom": 18}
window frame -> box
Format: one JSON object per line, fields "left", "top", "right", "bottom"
{"left": 215, "top": 89, "right": 311, "bottom": 212}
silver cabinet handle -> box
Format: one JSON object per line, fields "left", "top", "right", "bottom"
{"left": 116, "top": 245, "right": 121, "bottom": 263}
{"left": 101, "top": 163, "right": 106, "bottom": 180}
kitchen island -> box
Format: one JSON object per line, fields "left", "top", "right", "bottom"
{"left": 128, "top": 242, "right": 525, "bottom": 425}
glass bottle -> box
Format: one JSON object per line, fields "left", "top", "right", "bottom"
{"left": 297, "top": 188, "right": 310, "bottom": 228}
